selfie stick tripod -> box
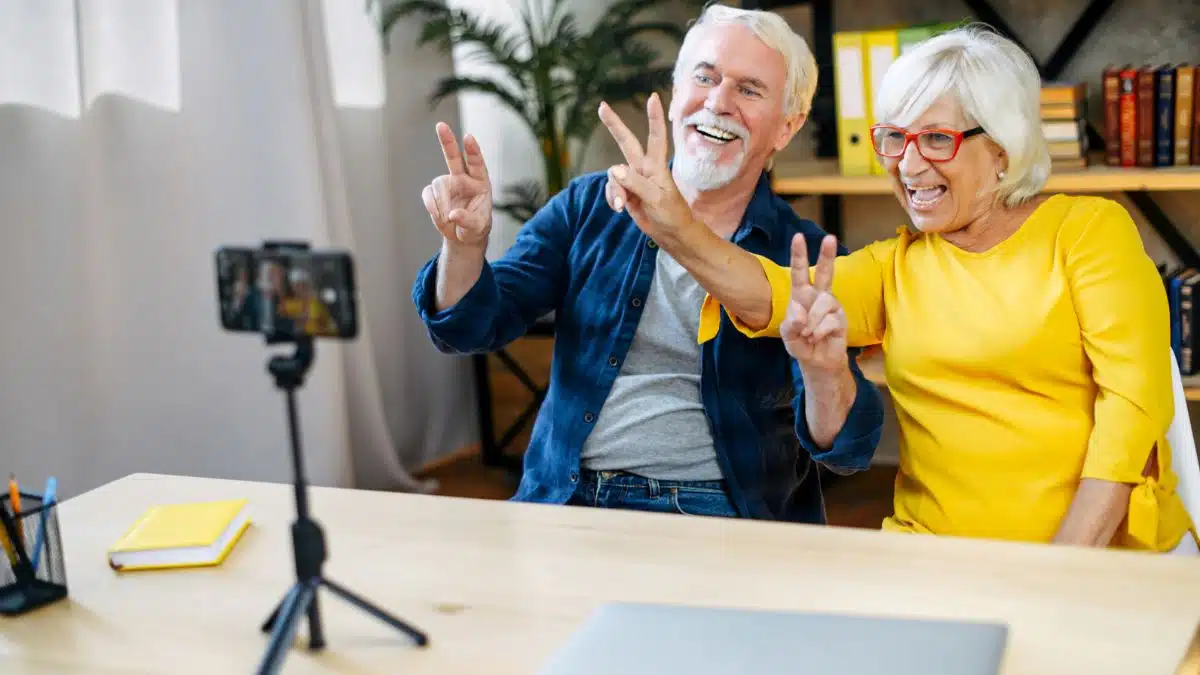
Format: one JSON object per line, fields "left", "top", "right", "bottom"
{"left": 255, "top": 336, "right": 428, "bottom": 675}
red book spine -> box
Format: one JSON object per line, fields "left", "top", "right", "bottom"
{"left": 1118, "top": 68, "right": 1138, "bottom": 166}
{"left": 1193, "top": 67, "right": 1200, "bottom": 165}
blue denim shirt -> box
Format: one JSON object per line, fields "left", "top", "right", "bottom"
{"left": 411, "top": 170, "right": 885, "bottom": 523}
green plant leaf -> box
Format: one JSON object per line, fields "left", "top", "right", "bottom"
{"left": 428, "top": 76, "right": 534, "bottom": 127}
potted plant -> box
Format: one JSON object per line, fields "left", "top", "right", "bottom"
{"left": 376, "top": 0, "right": 700, "bottom": 222}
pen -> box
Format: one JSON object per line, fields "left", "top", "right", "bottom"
{"left": 8, "top": 474, "right": 21, "bottom": 542}
{"left": 0, "top": 508, "right": 16, "bottom": 568}
{"left": 31, "top": 476, "right": 56, "bottom": 573}
{"left": 0, "top": 500, "right": 31, "bottom": 581}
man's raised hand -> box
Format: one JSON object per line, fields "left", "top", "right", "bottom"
{"left": 598, "top": 93, "right": 698, "bottom": 244}
{"left": 421, "top": 122, "right": 493, "bottom": 250}
{"left": 780, "top": 233, "right": 849, "bottom": 374}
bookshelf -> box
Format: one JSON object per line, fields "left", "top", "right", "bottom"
{"left": 773, "top": 154, "right": 1200, "bottom": 197}
{"left": 742, "top": 0, "right": 1200, "bottom": 271}
{"left": 857, "top": 351, "right": 1200, "bottom": 402}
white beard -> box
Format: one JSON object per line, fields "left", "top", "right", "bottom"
{"left": 672, "top": 140, "right": 746, "bottom": 192}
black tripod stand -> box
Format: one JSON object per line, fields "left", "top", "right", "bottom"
{"left": 255, "top": 337, "right": 428, "bottom": 675}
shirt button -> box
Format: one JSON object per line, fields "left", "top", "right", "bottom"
{"left": 608, "top": 357, "right": 618, "bottom": 366}
{"left": 631, "top": 297, "right": 642, "bottom": 307}
{"left": 570, "top": 471, "right": 579, "bottom": 482}
{"left": 584, "top": 412, "right": 595, "bottom": 423}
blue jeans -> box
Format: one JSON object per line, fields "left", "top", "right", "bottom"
{"left": 566, "top": 469, "right": 739, "bottom": 518}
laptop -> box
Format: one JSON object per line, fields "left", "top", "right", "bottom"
{"left": 536, "top": 602, "right": 1008, "bottom": 675}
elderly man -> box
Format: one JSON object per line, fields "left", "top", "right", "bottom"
{"left": 411, "top": 3, "right": 884, "bottom": 522}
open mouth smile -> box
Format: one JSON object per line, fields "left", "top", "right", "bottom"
{"left": 905, "top": 183, "right": 947, "bottom": 210}
{"left": 691, "top": 124, "right": 740, "bottom": 144}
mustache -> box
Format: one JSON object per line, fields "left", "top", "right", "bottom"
{"left": 681, "top": 110, "right": 749, "bottom": 139}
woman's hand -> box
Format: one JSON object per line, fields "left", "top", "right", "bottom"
{"left": 780, "top": 233, "right": 849, "bottom": 376}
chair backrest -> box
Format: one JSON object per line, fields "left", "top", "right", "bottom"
{"left": 1166, "top": 351, "right": 1200, "bottom": 553}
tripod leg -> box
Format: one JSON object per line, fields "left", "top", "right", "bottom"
{"left": 321, "top": 577, "right": 429, "bottom": 646}
{"left": 306, "top": 580, "right": 325, "bottom": 650}
{"left": 261, "top": 589, "right": 289, "bottom": 633}
{"left": 256, "top": 582, "right": 316, "bottom": 675}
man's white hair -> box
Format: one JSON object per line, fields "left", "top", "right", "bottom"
{"left": 874, "top": 24, "right": 1051, "bottom": 207}
{"left": 672, "top": 3, "right": 818, "bottom": 121}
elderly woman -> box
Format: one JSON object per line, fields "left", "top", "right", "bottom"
{"left": 685, "top": 25, "right": 1196, "bottom": 551}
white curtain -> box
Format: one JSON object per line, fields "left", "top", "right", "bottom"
{"left": 0, "top": 0, "right": 477, "bottom": 500}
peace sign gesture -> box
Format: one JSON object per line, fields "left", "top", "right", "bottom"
{"left": 598, "top": 93, "right": 698, "bottom": 244}
{"left": 780, "top": 233, "right": 849, "bottom": 374}
{"left": 420, "top": 121, "right": 494, "bottom": 250}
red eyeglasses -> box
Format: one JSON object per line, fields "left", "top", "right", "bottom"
{"left": 869, "top": 124, "right": 986, "bottom": 162}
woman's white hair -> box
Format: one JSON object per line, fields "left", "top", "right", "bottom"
{"left": 874, "top": 24, "right": 1051, "bottom": 207}
{"left": 673, "top": 3, "right": 818, "bottom": 121}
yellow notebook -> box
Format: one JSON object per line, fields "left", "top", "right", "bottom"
{"left": 107, "top": 498, "right": 251, "bottom": 572}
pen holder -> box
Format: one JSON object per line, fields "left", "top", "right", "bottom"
{"left": 0, "top": 490, "right": 68, "bottom": 616}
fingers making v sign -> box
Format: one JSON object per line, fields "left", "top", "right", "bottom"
{"left": 780, "top": 233, "right": 849, "bottom": 374}
{"left": 420, "top": 122, "right": 494, "bottom": 250}
{"left": 597, "top": 93, "right": 698, "bottom": 244}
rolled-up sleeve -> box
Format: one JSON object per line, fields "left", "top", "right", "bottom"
{"left": 411, "top": 181, "right": 577, "bottom": 354}
{"left": 790, "top": 355, "right": 884, "bottom": 473}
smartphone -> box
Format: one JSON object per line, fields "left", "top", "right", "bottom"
{"left": 214, "top": 245, "right": 358, "bottom": 341}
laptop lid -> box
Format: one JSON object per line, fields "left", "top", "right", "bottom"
{"left": 536, "top": 602, "right": 1008, "bottom": 675}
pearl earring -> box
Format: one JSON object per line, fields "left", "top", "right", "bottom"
{"left": 997, "top": 170, "right": 1006, "bottom": 179}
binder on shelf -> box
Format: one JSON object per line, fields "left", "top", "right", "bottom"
{"left": 833, "top": 31, "right": 872, "bottom": 177}
{"left": 864, "top": 29, "right": 898, "bottom": 176}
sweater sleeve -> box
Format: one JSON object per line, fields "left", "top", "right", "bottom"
{"left": 699, "top": 240, "right": 892, "bottom": 349}
{"left": 1066, "top": 200, "right": 1173, "bottom": 484}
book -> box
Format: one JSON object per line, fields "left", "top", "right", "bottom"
{"left": 1136, "top": 66, "right": 1156, "bottom": 166}
{"left": 1118, "top": 66, "right": 1138, "bottom": 166}
{"left": 1192, "top": 66, "right": 1200, "bottom": 165}
{"left": 107, "top": 498, "right": 251, "bottom": 572}
{"left": 1154, "top": 64, "right": 1176, "bottom": 166}
{"left": 1103, "top": 66, "right": 1121, "bottom": 165}
{"left": 1173, "top": 64, "right": 1193, "bottom": 165}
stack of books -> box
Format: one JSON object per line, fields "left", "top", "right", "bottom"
{"left": 1041, "top": 82, "right": 1089, "bottom": 170}
{"left": 1103, "top": 64, "right": 1196, "bottom": 167}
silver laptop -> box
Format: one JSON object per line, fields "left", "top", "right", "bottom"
{"left": 536, "top": 602, "right": 1008, "bottom": 675}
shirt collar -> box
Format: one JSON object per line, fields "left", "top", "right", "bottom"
{"left": 735, "top": 170, "right": 779, "bottom": 246}
{"left": 669, "top": 159, "right": 778, "bottom": 246}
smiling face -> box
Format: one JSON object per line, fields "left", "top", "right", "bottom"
{"left": 879, "top": 95, "right": 1007, "bottom": 233}
{"left": 669, "top": 22, "right": 801, "bottom": 192}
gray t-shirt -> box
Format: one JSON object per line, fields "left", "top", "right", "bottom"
{"left": 579, "top": 249, "right": 723, "bottom": 481}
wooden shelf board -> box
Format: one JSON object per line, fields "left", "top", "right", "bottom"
{"left": 861, "top": 352, "right": 1200, "bottom": 402}
{"left": 772, "top": 155, "right": 1200, "bottom": 196}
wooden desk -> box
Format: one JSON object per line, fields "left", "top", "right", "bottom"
{"left": 4, "top": 473, "right": 1200, "bottom": 674}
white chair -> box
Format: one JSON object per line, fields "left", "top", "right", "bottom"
{"left": 1166, "top": 352, "right": 1200, "bottom": 555}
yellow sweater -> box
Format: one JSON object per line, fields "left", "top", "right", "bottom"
{"left": 702, "top": 194, "right": 1194, "bottom": 550}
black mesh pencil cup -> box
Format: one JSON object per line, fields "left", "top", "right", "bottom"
{"left": 0, "top": 489, "right": 68, "bottom": 615}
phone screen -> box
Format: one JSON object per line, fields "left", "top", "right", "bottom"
{"left": 215, "top": 247, "right": 358, "bottom": 340}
